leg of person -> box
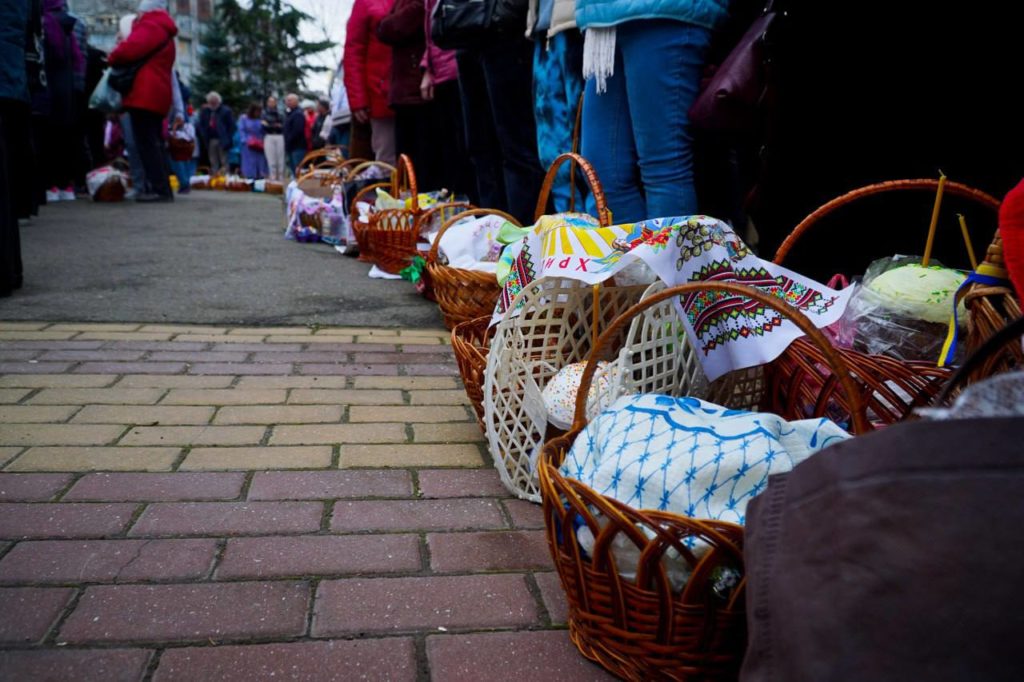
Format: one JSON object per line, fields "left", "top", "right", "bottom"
{"left": 348, "top": 120, "right": 373, "bottom": 161}
{"left": 369, "top": 116, "right": 396, "bottom": 165}
{"left": 396, "top": 103, "right": 439, "bottom": 190}
{"left": 456, "top": 49, "right": 505, "bottom": 210}
{"left": 618, "top": 19, "right": 711, "bottom": 218}
{"left": 580, "top": 43, "right": 644, "bottom": 223}
{"left": 288, "top": 148, "right": 306, "bottom": 176}
{"left": 478, "top": 39, "right": 545, "bottom": 225}
{"left": 208, "top": 139, "right": 224, "bottom": 175}
{"left": 8, "top": 105, "right": 36, "bottom": 220}
{"left": 533, "top": 33, "right": 584, "bottom": 214}
{"left": 0, "top": 102, "right": 24, "bottom": 296}
{"left": 121, "top": 112, "right": 147, "bottom": 194}
{"left": 431, "top": 80, "right": 475, "bottom": 200}
{"left": 128, "top": 108, "right": 173, "bottom": 200}
{"left": 263, "top": 134, "right": 281, "bottom": 181}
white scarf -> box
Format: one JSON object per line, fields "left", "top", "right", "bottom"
{"left": 582, "top": 27, "right": 616, "bottom": 94}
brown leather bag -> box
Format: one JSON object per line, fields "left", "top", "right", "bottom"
{"left": 689, "top": 8, "right": 776, "bottom": 134}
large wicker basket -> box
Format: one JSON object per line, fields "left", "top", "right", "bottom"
{"left": 426, "top": 208, "right": 521, "bottom": 329}
{"left": 364, "top": 154, "right": 424, "bottom": 274}
{"left": 539, "top": 282, "right": 868, "bottom": 682}
{"left": 451, "top": 316, "right": 494, "bottom": 429}
{"left": 350, "top": 181, "right": 391, "bottom": 262}
{"left": 768, "top": 179, "right": 1004, "bottom": 427}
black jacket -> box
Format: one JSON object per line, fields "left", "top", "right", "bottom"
{"left": 261, "top": 107, "right": 283, "bottom": 135}
{"left": 283, "top": 107, "right": 306, "bottom": 153}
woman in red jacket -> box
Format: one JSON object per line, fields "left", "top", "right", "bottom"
{"left": 108, "top": 0, "right": 177, "bottom": 202}
{"left": 343, "top": 0, "right": 396, "bottom": 164}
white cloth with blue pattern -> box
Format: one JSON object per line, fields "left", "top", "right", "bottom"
{"left": 562, "top": 394, "right": 850, "bottom": 525}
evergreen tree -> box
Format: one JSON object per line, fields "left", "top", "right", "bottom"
{"left": 190, "top": 11, "right": 245, "bottom": 109}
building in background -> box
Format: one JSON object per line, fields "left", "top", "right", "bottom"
{"left": 70, "top": 0, "right": 216, "bottom": 84}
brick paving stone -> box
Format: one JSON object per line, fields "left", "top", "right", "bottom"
{"left": 0, "top": 423, "right": 125, "bottom": 446}
{"left": 71, "top": 405, "right": 215, "bottom": 425}
{"left": 0, "top": 349, "right": 43, "bottom": 360}
{"left": 180, "top": 446, "right": 332, "bottom": 471}
{"left": 428, "top": 531, "right": 552, "bottom": 572}
{"left": 0, "top": 649, "right": 153, "bottom": 682}
{"left": 213, "top": 405, "right": 342, "bottom": 425}
{"left": 59, "top": 581, "right": 310, "bottom": 643}
{"left": 408, "top": 389, "right": 471, "bottom": 405}
{"left": 257, "top": 344, "right": 400, "bottom": 356}
{"left": 104, "top": 341, "right": 209, "bottom": 351}
{"left": 39, "top": 350, "right": 145, "bottom": 361}
{"left": 313, "top": 574, "right": 538, "bottom": 634}
{"left": 115, "top": 375, "right": 233, "bottom": 388}
{"left": 216, "top": 534, "right": 421, "bottom": 579}
{"left": 533, "top": 572, "right": 569, "bottom": 625}
{"left": 349, "top": 406, "right": 469, "bottom": 423}
{"left": 0, "top": 331, "right": 77, "bottom": 340}
{"left": 248, "top": 351, "right": 353, "bottom": 364}
{"left": 269, "top": 423, "right": 406, "bottom": 446}
{"left": 385, "top": 337, "right": 442, "bottom": 345}
{"left": 209, "top": 343, "right": 302, "bottom": 352}
{"left": 353, "top": 376, "right": 459, "bottom": 389}
{"left": 29, "top": 388, "right": 166, "bottom": 405}
{"left": 236, "top": 376, "right": 352, "bottom": 389}
{"left": 0, "top": 587, "right": 75, "bottom": 643}
{"left": 129, "top": 501, "right": 322, "bottom": 537}
{"left": 399, "top": 329, "right": 449, "bottom": 338}
{"left": 160, "top": 389, "right": 287, "bottom": 405}
{"left": 74, "top": 362, "right": 187, "bottom": 375}
{"left": 175, "top": 335, "right": 266, "bottom": 344}
{"left": 188, "top": 363, "right": 293, "bottom": 376}
{"left": 147, "top": 351, "right": 250, "bottom": 363}
{"left": 0, "top": 361, "right": 74, "bottom": 374}
{"left": 0, "top": 388, "right": 31, "bottom": 402}
{"left": 153, "top": 639, "right": 417, "bottom": 682}
{"left": 0, "top": 473, "right": 73, "bottom": 501}
{"left": 402, "top": 363, "right": 460, "bottom": 376}
{"left": 426, "top": 630, "right": 615, "bottom": 681}
{"left": 339, "top": 444, "right": 483, "bottom": 468}
{"left": 139, "top": 325, "right": 228, "bottom": 334}
{"left": 248, "top": 470, "right": 413, "bottom": 500}
{"left": 6, "top": 447, "right": 180, "bottom": 472}
{"left": 0, "top": 447, "right": 23, "bottom": 468}
{"left": 412, "top": 423, "right": 484, "bottom": 443}
{"left": 0, "top": 340, "right": 103, "bottom": 350}
{"left": 0, "top": 539, "right": 218, "bottom": 583}
{"left": 0, "top": 405, "right": 80, "bottom": 423}
{"left": 331, "top": 499, "right": 505, "bottom": 532}
{"left": 63, "top": 472, "right": 245, "bottom": 501}
{"left": 287, "top": 388, "right": 404, "bottom": 405}
{"left": 352, "top": 353, "right": 453, "bottom": 364}
{"left": 49, "top": 323, "right": 141, "bottom": 332}
{"left": 75, "top": 332, "right": 173, "bottom": 342}
{"left": 297, "top": 364, "right": 398, "bottom": 376}
{"left": 0, "top": 373, "right": 114, "bottom": 387}
{"left": 119, "top": 425, "right": 265, "bottom": 446}
{"left": 227, "top": 327, "right": 311, "bottom": 335}
{"left": 503, "top": 500, "right": 545, "bottom": 529}
{"left": 417, "top": 469, "right": 509, "bottom": 498}
{"left": 0, "top": 503, "right": 137, "bottom": 539}
{"left": 272, "top": 335, "right": 354, "bottom": 344}
{"left": 401, "top": 344, "right": 455, "bottom": 353}
{"left": 0, "top": 322, "right": 49, "bottom": 330}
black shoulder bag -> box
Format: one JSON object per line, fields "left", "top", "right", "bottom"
{"left": 431, "top": 0, "right": 528, "bottom": 51}
{"left": 109, "top": 34, "right": 172, "bottom": 96}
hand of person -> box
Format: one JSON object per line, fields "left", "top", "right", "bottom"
{"left": 420, "top": 72, "right": 434, "bottom": 102}
{"left": 353, "top": 108, "right": 370, "bottom": 124}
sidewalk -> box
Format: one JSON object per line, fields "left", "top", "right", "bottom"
{"left": 0, "top": 322, "right": 611, "bottom": 681}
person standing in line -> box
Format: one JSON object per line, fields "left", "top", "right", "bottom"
{"left": 261, "top": 95, "right": 285, "bottom": 181}
{"left": 114, "top": 13, "right": 145, "bottom": 198}
{"left": 197, "top": 90, "right": 234, "bottom": 175}
{"left": 344, "top": 0, "right": 396, "bottom": 164}
{"left": 528, "top": 0, "right": 585, "bottom": 213}
{"left": 168, "top": 111, "right": 195, "bottom": 192}
{"left": 1, "top": 0, "right": 32, "bottom": 297}
{"left": 40, "top": 0, "right": 84, "bottom": 203}
{"left": 283, "top": 93, "right": 307, "bottom": 175}
{"left": 310, "top": 99, "right": 331, "bottom": 150}
{"left": 238, "top": 102, "right": 268, "bottom": 179}
{"left": 301, "top": 99, "right": 316, "bottom": 150}
{"left": 107, "top": 0, "right": 177, "bottom": 203}
{"left": 327, "top": 68, "right": 351, "bottom": 150}
{"left": 576, "top": 0, "right": 725, "bottom": 222}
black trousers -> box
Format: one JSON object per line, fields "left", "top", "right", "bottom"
{"left": 128, "top": 108, "right": 172, "bottom": 198}
{"left": 0, "top": 100, "right": 25, "bottom": 296}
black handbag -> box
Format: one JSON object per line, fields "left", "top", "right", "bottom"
{"left": 109, "top": 35, "right": 172, "bottom": 96}
{"left": 431, "top": 0, "right": 528, "bottom": 50}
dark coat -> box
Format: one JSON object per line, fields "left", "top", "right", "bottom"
{"left": 283, "top": 107, "right": 306, "bottom": 153}
{"left": 198, "top": 104, "right": 235, "bottom": 147}
{"left": 107, "top": 9, "right": 178, "bottom": 115}
{"left": 0, "top": 0, "right": 28, "bottom": 102}
{"left": 377, "top": 0, "right": 426, "bottom": 107}
{"left": 261, "top": 107, "right": 283, "bottom": 135}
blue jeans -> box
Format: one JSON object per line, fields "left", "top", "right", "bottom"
{"left": 582, "top": 20, "right": 711, "bottom": 223}
{"left": 534, "top": 31, "right": 585, "bottom": 213}
{"left": 287, "top": 148, "right": 306, "bottom": 177}
{"left": 171, "top": 159, "right": 195, "bottom": 191}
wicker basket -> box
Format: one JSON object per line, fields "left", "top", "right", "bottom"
{"left": 451, "top": 316, "right": 495, "bottom": 430}
{"left": 364, "top": 154, "right": 426, "bottom": 274}
{"left": 414, "top": 202, "right": 475, "bottom": 302}
{"left": 539, "top": 282, "right": 868, "bottom": 682}
{"left": 960, "top": 232, "right": 1023, "bottom": 379}
{"left": 93, "top": 177, "right": 126, "bottom": 202}
{"left": 295, "top": 148, "right": 343, "bottom": 177}
{"left": 168, "top": 137, "right": 195, "bottom": 162}
{"left": 349, "top": 181, "right": 391, "bottom": 262}
{"left": 768, "top": 179, "right": 1003, "bottom": 427}
{"left": 426, "top": 208, "right": 521, "bottom": 329}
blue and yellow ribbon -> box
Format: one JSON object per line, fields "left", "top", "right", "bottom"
{"left": 938, "top": 264, "right": 1009, "bottom": 367}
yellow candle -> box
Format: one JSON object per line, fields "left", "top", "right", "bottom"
{"left": 922, "top": 173, "right": 947, "bottom": 267}
{"left": 958, "top": 213, "right": 978, "bottom": 270}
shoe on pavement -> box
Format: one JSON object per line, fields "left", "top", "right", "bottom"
{"left": 45, "top": 187, "right": 60, "bottom": 203}
{"left": 135, "top": 192, "right": 174, "bottom": 203}
{"left": 59, "top": 186, "right": 76, "bottom": 201}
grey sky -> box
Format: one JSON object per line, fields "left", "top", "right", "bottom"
{"left": 288, "top": 0, "right": 355, "bottom": 94}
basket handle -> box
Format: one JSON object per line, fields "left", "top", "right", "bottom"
{"left": 413, "top": 201, "right": 474, "bottom": 239}
{"left": 933, "top": 314, "right": 1024, "bottom": 405}
{"left": 393, "top": 154, "right": 419, "bottom": 212}
{"left": 570, "top": 281, "right": 870, "bottom": 435}
{"left": 349, "top": 181, "right": 391, "bottom": 220}
{"left": 296, "top": 148, "right": 336, "bottom": 175}
{"left": 772, "top": 179, "right": 1002, "bottom": 265}
{"left": 534, "top": 152, "right": 611, "bottom": 226}
{"left": 344, "top": 160, "right": 395, "bottom": 183}
{"left": 427, "top": 207, "right": 522, "bottom": 263}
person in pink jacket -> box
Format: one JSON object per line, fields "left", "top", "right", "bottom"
{"left": 344, "top": 0, "right": 396, "bottom": 163}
